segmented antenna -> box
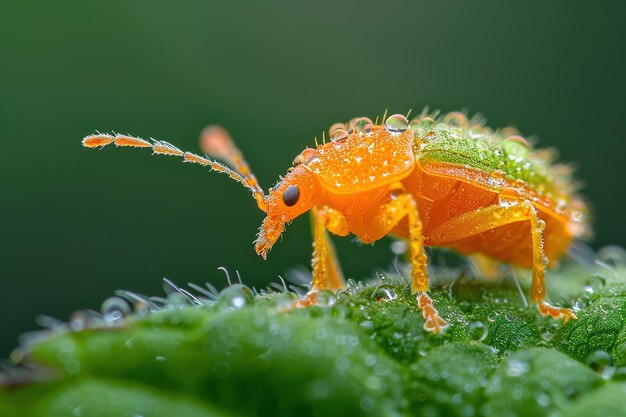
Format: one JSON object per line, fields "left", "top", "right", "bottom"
{"left": 82, "top": 132, "right": 268, "bottom": 211}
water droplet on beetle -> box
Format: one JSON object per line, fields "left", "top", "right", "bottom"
{"left": 293, "top": 148, "right": 317, "bottom": 166}
{"left": 443, "top": 111, "right": 469, "bottom": 128}
{"left": 101, "top": 296, "right": 130, "bottom": 323}
{"left": 384, "top": 114, "right": 409, "bottom": 132}
{"left": 420, "top": 116, "right": 436, "bottom": 128}
{"left": 502, "top": 136, "right": 531, "bottom": 158}
{"left": 346, "top": 118, "right": 358, "bottom": 132}
{"left": 488, "top": 170, "right": 506, "bottom": 182}
{"left": 331, "top": 127, "right": 349, "bottom": 142}
{"left": 329, "top": 122, "right": 345, "bottom": 136}
{"left": 354, "top": 117, "right": 374, "bottom": 133}
{"left": 535, "top": 219, "right": 546, "bottom": 232}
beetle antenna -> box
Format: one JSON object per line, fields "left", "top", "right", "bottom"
{"left": 82, "top": 132, "right": 268, "bottom": 212}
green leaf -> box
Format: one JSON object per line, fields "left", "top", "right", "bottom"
{"left": 1, "top": 265, "right": 625, "bottom": 417}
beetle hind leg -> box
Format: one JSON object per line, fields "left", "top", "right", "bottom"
{"left": 526, "top": 207, "right": 577, "bottom": 323}
{"left": 429, "top": 200, "right": 576, "bottom": 323}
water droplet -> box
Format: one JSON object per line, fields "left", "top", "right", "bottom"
{"left": 443, "top": 111, "right": 469, "bottom": 128}
{"left": 467, "top": 321, "right": 488, "bottom": 342}
{"left": 601, "top": 366, "right": 616, "bottom": 380}
{"left": 353, "top": 117, "right": 374, "bottom": 133}
{"left": 69, "top": 311, "right": 89, "bottom": 332}
{"left": 274, "top": 292, "right": 298, "bottom": 310}
{"left": 346, "top": 279, "right": 359, "bottom": 295}
{"left": 384, "top": 114, "right": 409, "bottom": 132}
{"left": 65, "top": 360, "right": 80, "bottom": 374}
{"left": 293, "top": 148, "right": 316, "bottom": 165}
{"left": 597, "top": 245, "right": 626, "bottom": 269}
{"left": 101, "top": 296, "right": 130, "bottom": 324}
{"left": 419, "top": 116, "right": 436, "bottom": 128}
{"left": 216, "top": 284, "right": 255, "bottom": 309}
{"left": 346, "top": 118, "right": 358, "bottom": 132}
{"left": 390, "top": 240, "right": 408, "bottom": 255}
{"left": 534, "top": 391, "right": 551, "bottom": 408}
{"left": 330, "top": 127, "right": 349, "bottom": 142}
{"left": 612, "top": 367, "right": 626, "bottom": 381}
{"left": 535, "top": 219, "right": 546, "bottom": 232}
{"left": 502, "top": 136, "right": 531, "bottom": 158}
{"left": 328, "top": 122, "right": 345, "bottom": 136}
{"left": 586, "top": 275, "right": 607, "bottom": 293}
{"left": 166, "top": 292, "right": 189, "bottom": 308}
{"left": 359, "top": 320, "right": 375, "bottom": 331}
{"left": 506, "top": 359, "right": 530, "bottom": 377}
{"left": 586, "top": 350, "right": 612, "bottom": 371}
{"left": 372, "top": 284, "right": 397, "bottom": 302}
{"left": 360, "top": 396, "right": 374, "bottom": 412}
{"left": 315, "top": 290, "right": 336, "bottom": 306}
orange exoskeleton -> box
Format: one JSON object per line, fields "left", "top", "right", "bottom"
{"left": 82, "top": 111, "right": 588, "bottom": 332}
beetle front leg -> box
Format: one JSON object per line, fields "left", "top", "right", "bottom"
{"left": 295, "top": 206, "right": 348, "bottom": 307}
{"left": 311, "top": 206, "right": 348, "bottom": 291}
{"left": 364, "top": 185, "right": 447, "bottom": 333}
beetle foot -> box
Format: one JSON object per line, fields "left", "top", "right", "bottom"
{"left": 537, "top": 302, "right": 577, "bottom": 323}
{"left": 417, "top": 292, "right": 448, "bottom": 333}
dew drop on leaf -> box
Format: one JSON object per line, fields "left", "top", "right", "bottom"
{"left": 101, "top": 296, "right": 130, "bottom": 324}
{"left": 467, "top": 321, "right": 488, "bottom": 342}
{"left": 586, "top": 350, "right": 613, "bottom": 371}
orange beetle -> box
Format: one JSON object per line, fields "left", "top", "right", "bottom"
{"left": 82, "top": 111, "right": 588, "bottom": 332}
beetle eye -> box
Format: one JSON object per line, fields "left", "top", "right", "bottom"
{"left": 282, "top": 185, "right": 300, "bottom": 207}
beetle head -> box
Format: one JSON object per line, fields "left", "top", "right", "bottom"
{"left": 198, "top": 126, "right": 321, "bottom": 259}
{"left": 254, "top": 165, "right": 319, "bottom": 259}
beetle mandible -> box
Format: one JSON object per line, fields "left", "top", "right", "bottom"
{"left": 82, "top": 111, "right": 588, "bottom": 332}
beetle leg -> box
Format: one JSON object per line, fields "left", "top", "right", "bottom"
{"left": 311, "top": 206, "right": 348, "bottom": 291}
{"left": 294, "top": 207, "right": 348, "bottom": 307}
{"left": 429, "top": 201, "right": 576, "bottom": 323}
{"left": 365, "top": 185, "right": 447, "bottom": 333}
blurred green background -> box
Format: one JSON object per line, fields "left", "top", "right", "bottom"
{"left": 1, "top": 1, "right": 625, "bottom": 358}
